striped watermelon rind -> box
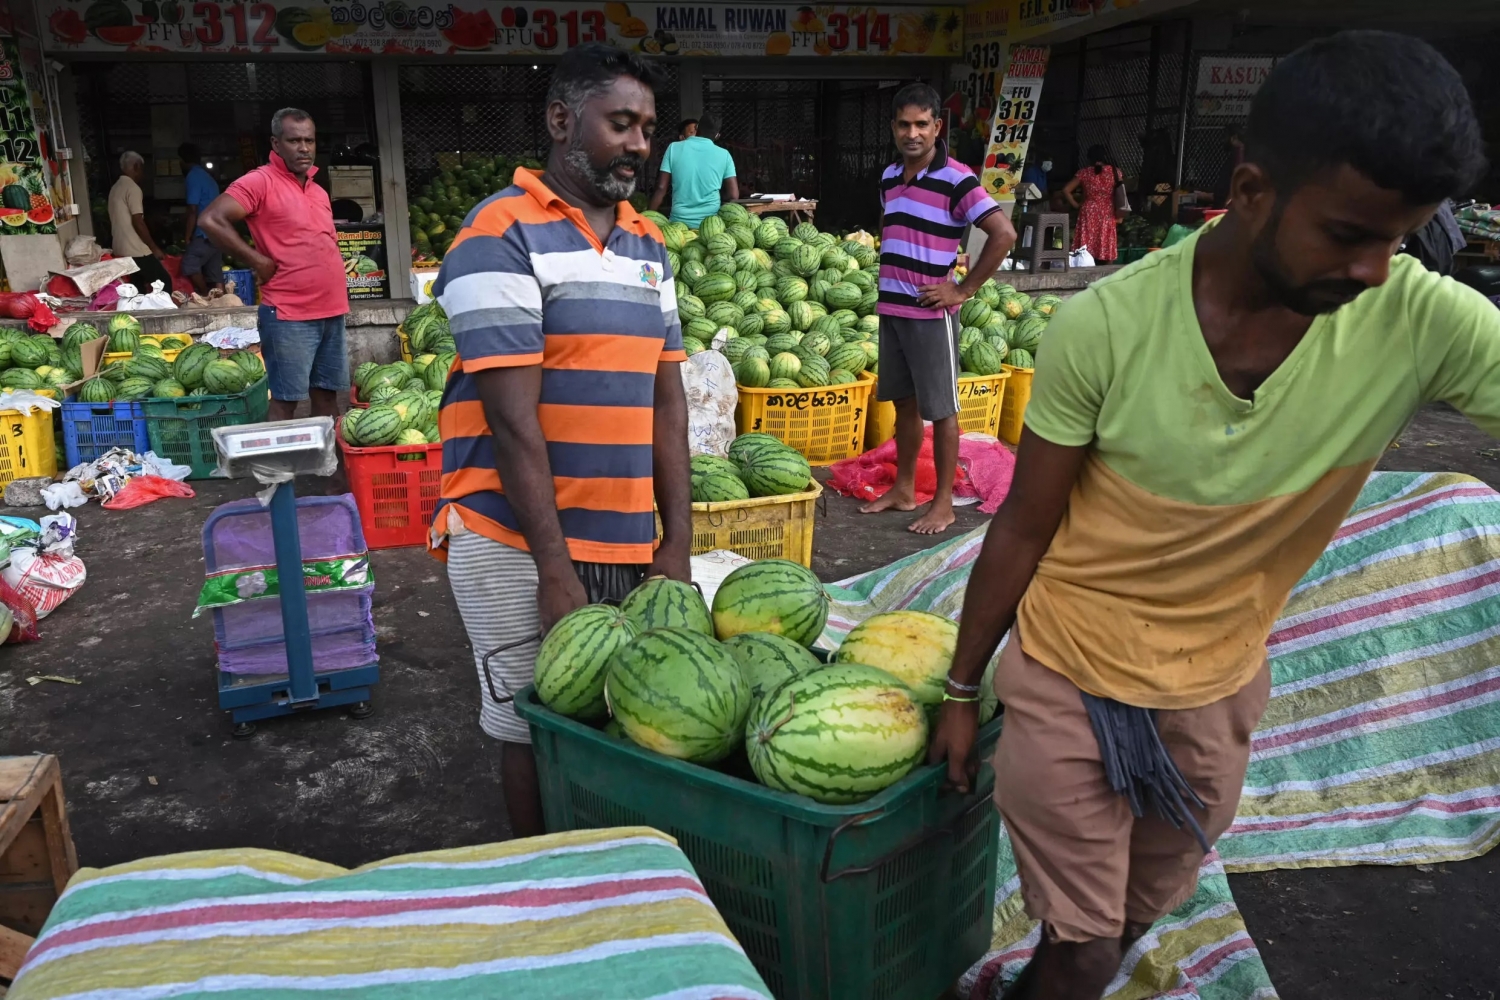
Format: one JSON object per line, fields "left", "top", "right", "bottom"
{"left": 741, "top": 446, "right": 810, "bottom": 498}
{"left": 832, "top": 610, "right": 959, "bottom": 712}
{"left": 534, "top": 604, "right": 638, "bottom": 719}
{"left": 605, "top": 628, "right": 750, "bottom": 763}
{"left": 712, "top": 559, "right": 829, "bottom": 646}
{"left": 723, "top": 631, "right": 823, "bottom": 703}
{"left": 745, "top": 663, "right": 929, "bottom": 804}
{"left": 619, "top": 577, "right": 714, "bottom": 636}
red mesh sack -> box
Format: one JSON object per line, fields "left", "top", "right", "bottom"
{"left": 0, "top": 575, "right": 41, "bottom": 642}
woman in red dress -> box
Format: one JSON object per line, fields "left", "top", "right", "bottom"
{"left": 1063, "top": 144, "right": 1121, "bottom": 263}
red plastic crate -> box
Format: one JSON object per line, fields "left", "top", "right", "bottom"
{"left": 338, "top": 426, "right": 442, "bottom": 550}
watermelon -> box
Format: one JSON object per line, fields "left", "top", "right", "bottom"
{"left": 229, "top": 349, "right": 265, "bottom": 380}
{"left": 693, "top": 471, "right": 750, "bottom": 503}
{"left": 958, "top": 297, "right": 993, "bottom": 328}
{"left": 62, "top": 323, "right": 101, "bottom": 350}
{"left": 824, "top": 282, "right": 862, "bottom": 310}
{"left": 712, "top": 559, "right": 828, "bottom": 645}
{"left": 787, "top": 300, "right": 815, "bottom": 332}
{"left": 1005, "top": 348, "right": 1035, "bottom": 369}
{"left": 776, "top": 276, "right": 808, "bottom": 304}
{"left": 833, "top": 610, "right": 959, "bottom": 713}
{"left": 1011, "top": 317, "right": 1047, "bottom": 352}
{"left": 697, "top": 214, "right": 726, "bottom": 240}
{"left": 736, "top": 357, "right": 771, "bottom": 388}
{"left": 736, "top": 312, "right": 765, "bottom": 338}
{"left": 825, "top": 343, "right": 868, "bottom": 375}
{"left": 719, "top": 338, "right": 752, "bottom": 364}
{"left": 722, "top": 632, "right": 822, "bottom": 704}
{"left": 696, "top": 273, "right": 736, "bottom": 304}
{"left": 794, "top": 354, "right": 830, "bottom": 388}
{"left": 761, "top": 309, "right": 791, "bottom": 336}
{"left": 707, "top": 255, "right": 738, "bottom": 277}
{"left": 9, "top": 338, "right": 47, "bottom": 369}
{"left": 369, "top": 384, "right": 400, "bottom": 404}
{"left": 745, "top": 663, "right": 928, "bottom": 804}
{"left": 1034, "top": 293, "right": 1063, "bottom": 317}
{"left": 728, "top": 433, "right": 785, "bottom": 468}
{"left": 768, "top": 352, "right": 802, "bottom": 382}
{"left": 173, "top": 343, "right": 218, "bottom": 389}
{"left": 354, "top": 404, "right": 402, "bottom": 446}
{"left": 1000, "top": 293, "right": 1030, "bottom": 320}
{"left": 798, "top": 329, "right": 832, "bottom": 358}
{"left": 975, "top": 279, "right": 1001, "bottom": 309}
{"left": 115, "top": 376, "right": 154, "bottom": 399}
{"left": 425, "top": 353, "right": 455, "bottom": 390}
{"left": 791, "top": 222, "right": 819, "bottom": 242}
{"left": 707, "top": 302, "right": 744, "bottom": 328}
{"left": 620, "top": 576, "right": 713, "bottom": 636}
{"left": 534, "top": 604, "right": 637, "bottom": 720}
{"left": 151, "top": 378, "right": 186, "bottom": 398}
{"left": 766, "top": 378, "right": 798, "bottom": 388}
{"left": 202, "top": 359, "right": 248, "bottom": 394}
{"left": 0, "top": 368, "right": 40, "bottom": 390}
{"left": 124, "top": 354, "right": 170, "bottom": 382}
{"left": 685, "top": 317, "right": 718, "bottom": 342}
{"left": 677, "top": 292, "right": 706, "bottom": 322}
{"left": 719, "top": 202, "right": 751, "bottom": 227}
{"left": 791, "top": 244, "right": 822, "bottom": 277}
{"left": 965, "top": 341, "right": 1004, "bottom": 377}
{"left": 605, "top": 628, "right": 750, "bottom": 763}
{"left": 78, "top": 376, "right": 115, "bottom": 403}
{"left": 107, "top": 312, "right": 142, "bottom": 344}
{"left": 741, "top": 445, "right": 810, "bottom": 497}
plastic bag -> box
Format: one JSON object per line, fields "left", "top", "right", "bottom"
{"left": 40, "top": 481, "right": 87, "bottom": 510}
{"left": 2, "top": 548, "right": 84, "bottom": 619}
{"left": 0, "top": 575, "right": 39, "bottom": 642}
{"left": 116, "top": 279, "right": 177, "bottom": 312}
{"left": 680, "top": 350, "right": 739, "bottom": 458}
{"left": 0, "top": 292, "right": 59, "bottom": 331}
{"left": 101, "top": 475, "right": 196, "bottom": 509}
{"left": 1069, "top": 247, "right": 1096, "bottom": 268}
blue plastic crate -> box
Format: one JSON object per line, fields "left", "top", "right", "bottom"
{"left": 222, "top": 268, "right": 256, "bottom": 303}
{"left": 61, "top": 398, "right": 151, "bottom": 466}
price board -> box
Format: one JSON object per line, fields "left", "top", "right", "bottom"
{"left": 0, "top": 35, "right": 58, "bottom": 235}
{"left": 979, "top": 44, "right": 1048, "bottom": 206}
{"left": 39, "top": 0, "right": 963, "bottom": 57}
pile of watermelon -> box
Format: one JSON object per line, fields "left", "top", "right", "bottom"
{"left": 69, "top": 315, "right": 263, "bottom": 403}
{"left": 401, "top": 300, "right": 456, "bottom": 358}
{"left": 0, "top": 327, "right": 80, "bottom": 395}
{"left": 639, "top": 205, "right": 882, "bottom": 390}
{"left": 344, "top": 359, "right": 443, "bottom": 447}
{"left": 690, "top": 433, "right": 812, "bottom": 502}
{"left": 534, "top": 559, "right": 999, "bottom": 805}
{"left": 956, "top": 285, "right": 1061, "bottom": 374}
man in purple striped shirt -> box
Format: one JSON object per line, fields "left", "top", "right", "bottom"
{"left": 865, "top": 83, "right": 1016, "bottom": 533}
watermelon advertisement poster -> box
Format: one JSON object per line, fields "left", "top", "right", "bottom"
{"left": 41, "top": 0, "right": 962, "bottom": 58}
{"left": 0, "top": 36, "right": 58, "bottom": 236}
{"left": 337, "top": 226, "right": 388, "bottom": 300}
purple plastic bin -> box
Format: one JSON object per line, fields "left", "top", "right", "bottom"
{"left": 201, "top": 494, "right": 377, "bottom": 676}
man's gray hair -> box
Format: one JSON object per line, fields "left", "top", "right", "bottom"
{"left": 119, "top": 150, "right": 144, "bottom": 172}
{"left": 271, "top": 107, "right": 314, "bottom": 138}
{"left": 544, "top": 42, "right": 662, "bottom": 116}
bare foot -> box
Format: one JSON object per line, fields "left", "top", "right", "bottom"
{"left": 861, "top": 489, "right": 917, "bottom": 514}
{"left": 907, "top": 503, "right": 955, "bottom": 534}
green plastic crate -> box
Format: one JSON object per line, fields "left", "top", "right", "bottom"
{"left": 141, "top": 376, "right": 270, "bottom": 479}
{"left": 514, "top": 686, "right": 1003, "bottom": 1000}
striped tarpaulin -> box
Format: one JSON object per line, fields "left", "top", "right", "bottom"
{"left": 8, "top": 828, "right": 773, "bottom": 1000}
{"left": 821, "top": 471, "right": 1500, "bottom": 1000}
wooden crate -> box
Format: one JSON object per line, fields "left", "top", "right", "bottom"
{"left": 1, "top": 755, "right": 78, "bottom": 980}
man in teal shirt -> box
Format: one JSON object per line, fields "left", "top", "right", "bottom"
{"left": 650, "top": 115, "right": 738, "bottom": 228}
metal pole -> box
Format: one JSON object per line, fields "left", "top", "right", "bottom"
{"left": 1174, "top": 20, "right": 1194, "bottom": 190}
{"left": 269, "top": 481, "right": 318, "bottom": 704}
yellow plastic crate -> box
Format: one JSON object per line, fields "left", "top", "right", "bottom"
{"left": 103, "top": 334, "right": 192, "bottom": 366}
{"left": 998, "top": 364, "right": 1034, "bottom": 445}
{"left": 691, "top": 480, "right": 822, "bottom": 567}
{"left": 865, "top": 371, "right": 1012, "bottom": 448}
{"left": 735, "top": 373, "right": 874, "bottom": 466}
{"left": 396, "top": 324, "right": 414, "bottom": 364}
{"left": 0, "top": 406, "right": 58, "bottom": 487}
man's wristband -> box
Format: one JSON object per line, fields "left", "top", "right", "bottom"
{"left": 945, "top": 678, "right": 980, "bottom": 694}
{"left": 942, "top": 692, "right": 980, "bottom": 704}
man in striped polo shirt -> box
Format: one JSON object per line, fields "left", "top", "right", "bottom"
{"left": 430, "top": 44, "right": 692, "bottom": 837}
{"left": 865, "top": 83, "right": 1016, "bottom": 534}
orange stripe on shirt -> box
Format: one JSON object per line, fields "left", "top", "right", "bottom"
{"left": 442, "top": 466, "right": 503, "bottom": 498}
{"left": 553, "top": 476, "right": 654, "bottom": 512}
{"left": 440, "top": 399, "right": 491, "bottom": 440}
{"left": 538, "top": 404, "right": 654, "bottom": 444}
{"left": 544, "top": 334, "right": 672, "bottom": 373}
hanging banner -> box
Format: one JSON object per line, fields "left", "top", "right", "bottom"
{"left": 1194, "top": 55, "right": 1277, "bottom": 118}
{"left": 40, "top": 0, "right": 963, "bottom": 57}
{"left": 979, "top": 43, "right": 1048, "bottom": 206}
{"left": 0, "top": 35, "right": 59, "bottom": 235}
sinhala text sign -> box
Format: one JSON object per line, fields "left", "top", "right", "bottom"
{"left": 41, "top": 0, "right": 963, "bottom": 57}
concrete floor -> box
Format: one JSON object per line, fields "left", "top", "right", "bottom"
{"left": 2, "top": 403, "right": 1498, "bottom": 997}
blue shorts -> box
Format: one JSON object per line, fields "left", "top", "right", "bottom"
{"left": 258, "top": 304, "right": 349, "bottom": 402}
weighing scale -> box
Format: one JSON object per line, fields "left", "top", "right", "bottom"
{"left": 206, "top": 418, "right": 379, "bottom": 737}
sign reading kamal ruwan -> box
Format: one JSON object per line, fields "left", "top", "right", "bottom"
{"left": 40, "top": 0, "right": 963, "bottom": 57}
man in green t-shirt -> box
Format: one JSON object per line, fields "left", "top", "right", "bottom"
{"left": 649, "top": 115, "right": 738, "bottom": 228}
{"left": 926, "top": 31, "right": 1496, "bottom": 1000}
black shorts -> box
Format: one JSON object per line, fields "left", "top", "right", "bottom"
{"left": 875, "top": 312, "right": 961, "bottom": 422}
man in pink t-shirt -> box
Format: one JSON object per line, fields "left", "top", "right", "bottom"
{"left": 200, "top": 108, "right": 349, "bottom": 421}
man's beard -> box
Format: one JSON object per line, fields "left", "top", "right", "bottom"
{"left": 1251, "top": 205, "right": 1369, "bottom": 316}
{"left": 564, "top": 132, "right": 642, "bottom": 203}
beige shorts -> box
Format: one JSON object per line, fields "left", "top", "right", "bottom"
{"left": 990, "top": 632, "right": 1271, "bottom": 942}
